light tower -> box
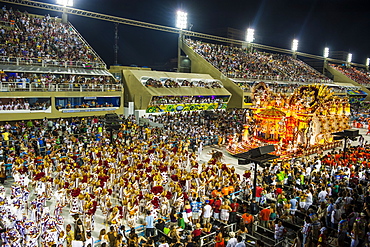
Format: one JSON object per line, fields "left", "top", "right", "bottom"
{"left": 176, "top": 10, "right": 187, "bottom": 72}
{"left": 56, "top": 0, "right": 73, "bottom": 23}
{"left": 347, "top": 53, "right": 352, "bottom": 68}
{"left": 323, "top": 47, "right": 329, "bottom": 73}
{"left": 291, "top": 39, "right": 299, "bottom": 59}
{"left": 323, "top": 47, "right": 329, "bottom": 59}
{"left": 366, "top": 58, "right": 370, "bottom": 71}
{"left": 245, "top": 28, "right": 255, "bottom": 51}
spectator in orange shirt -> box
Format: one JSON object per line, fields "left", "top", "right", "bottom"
{"left": 212, "top": 188, "right": 221, "bottom": 198}
{"left": 259, "top": 205, "right": 271, "bottom": 228}
{"left": 241, "top": 212, "right": 254, "bottom": 233}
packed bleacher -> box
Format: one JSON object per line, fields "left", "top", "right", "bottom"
{"left": 144, "top": 77, "right": 223, "bottom": 89}
{"left": 330, "top": 64, "right": 370, "bottom": 86}
{"left": 56, "top": 100, "right": 116, "bottom": 110}
{"left": 0, "top": 71, "right": 120, "bottom": 92}
{"left": 187, "top": 39, "right": 331, "bottom": 84}
{"left": 235, "top": 80, "right": 348, "bottom": 95}
{"left": 149, "top": 96, "right": 227, "bottom": 106}
{"left": 0, "top": 6, "right": 102, "bottom": 68}
{"left": 0, "top": 98, "right": 50, "bottom": 111}
{"left": 0, "top": 72, "right": 116, "bottom": 84}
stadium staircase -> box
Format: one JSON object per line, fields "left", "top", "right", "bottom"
{"left": 68, "top": 22, "right": 107, "bottom": 69}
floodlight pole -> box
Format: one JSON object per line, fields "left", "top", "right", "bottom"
{"left": 252, "top": 161, "right": 258, "bottom": 200}
{"left": 178, "top": 31, "right": 182, "bottom": 72}
{"left": 247, "top": 42, "right": 253, "bottom": 52}
{"left": 62, "top": 6, "right": 68, "bottom": 23}
{"left": 240, "top": 153, "right": 279, "bottom": 202}
{"left": 343, "top": 137, "right": 348, "bottom": 159}
{"left": 292, "top": 51, "right": 297, "bottom": 59}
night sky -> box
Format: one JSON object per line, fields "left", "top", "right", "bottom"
{"left": 3, "top": 0, "right": 370, "bottom": 69}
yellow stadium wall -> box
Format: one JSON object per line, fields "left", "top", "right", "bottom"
{"left": 0, "top": 91, "right": 124, "bottom": 121}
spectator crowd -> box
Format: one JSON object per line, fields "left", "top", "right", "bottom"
{"left": 187, "top": 39, "right": 331, "bottom": 84}
{"left": 149, "top": 96, "right": 227, "bottom": 106}
{"left": 144, "top": 78, "right": 223, "bottom": 89}
{"left": 330, "top": 64, "right": 370, "bottom": 86}
{"left": 235, "top": 80, "right": 348, "bottom": 94}
{"left": 0, "top": 98, "right": 50, "bottom": 111}
{"left": 0, "top": 71, "right": 120, "bottom": 92}
{"left": 0, "top": 6, "right": 100, "bottom": 65}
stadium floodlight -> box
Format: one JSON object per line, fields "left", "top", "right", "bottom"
{"left": 56, "top": 0, "right": 73, "bottom": 6}
{"left": 246, "top": 28, "right": 255, "bottom": 43}
{"left": 292, "top": 39, "right": 299, "bottom": 52}
{"left": 176, "top": 10, "right": 188, "bottom": 29}
{"left": 324, "top": 47, "right": 329, "bottom": 58}
{"left": 366, "top": 58, "right": 370, "bottom": 67}
{"left": 347, "top": 53, "right": 352, "bottom": 63}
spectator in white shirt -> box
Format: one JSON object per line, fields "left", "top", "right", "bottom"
{"left": 226, "top": 232, "right": 238, "bottom": 247}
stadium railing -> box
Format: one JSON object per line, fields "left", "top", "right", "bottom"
{"left": 0, "top": 56, "right": 106, "bottom": 69}
{"left": 0, "top": 82, "right": 122, "bottom": 92}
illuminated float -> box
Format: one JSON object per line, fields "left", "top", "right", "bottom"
{"left": 227, "top": 82, "right": 351, "bottom": 159}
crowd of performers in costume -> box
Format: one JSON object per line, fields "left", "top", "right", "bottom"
{"left": 0, "top": 114, "right": 245, "bottom": 246}
{"left": 2, "top": 111, "right": 370, "bottom": 246}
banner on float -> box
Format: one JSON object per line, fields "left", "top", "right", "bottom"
{"left": 146, "top": 103, "right": 227, "bottom": 113}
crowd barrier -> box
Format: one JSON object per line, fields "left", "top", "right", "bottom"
{"left": 224, "top": 222, "right": 238, "bottom": 234}
{"left": 243, "top": 233, "right": 258, "bottom": 247}
{"left": 253, "top": 224, "right": 287, "bottom": 247}
{"left": 199, "top": 231, "right": 216, "bottom": 246}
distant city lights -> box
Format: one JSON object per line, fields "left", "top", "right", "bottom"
{"left": 246, "top": 28, "right": 255, "bottom": 43}
{"left": 292, "top": 39, "right": 299, "bottom": 52}
{"left": 323, "top": 47, "right": 329, "bottom": 58}
{"left": 176, "top": 11, "right": 188, "bottom": 29}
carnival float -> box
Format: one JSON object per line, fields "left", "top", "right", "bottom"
{"left": 227, "top": 82, "right": 351, "bottom": 159}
